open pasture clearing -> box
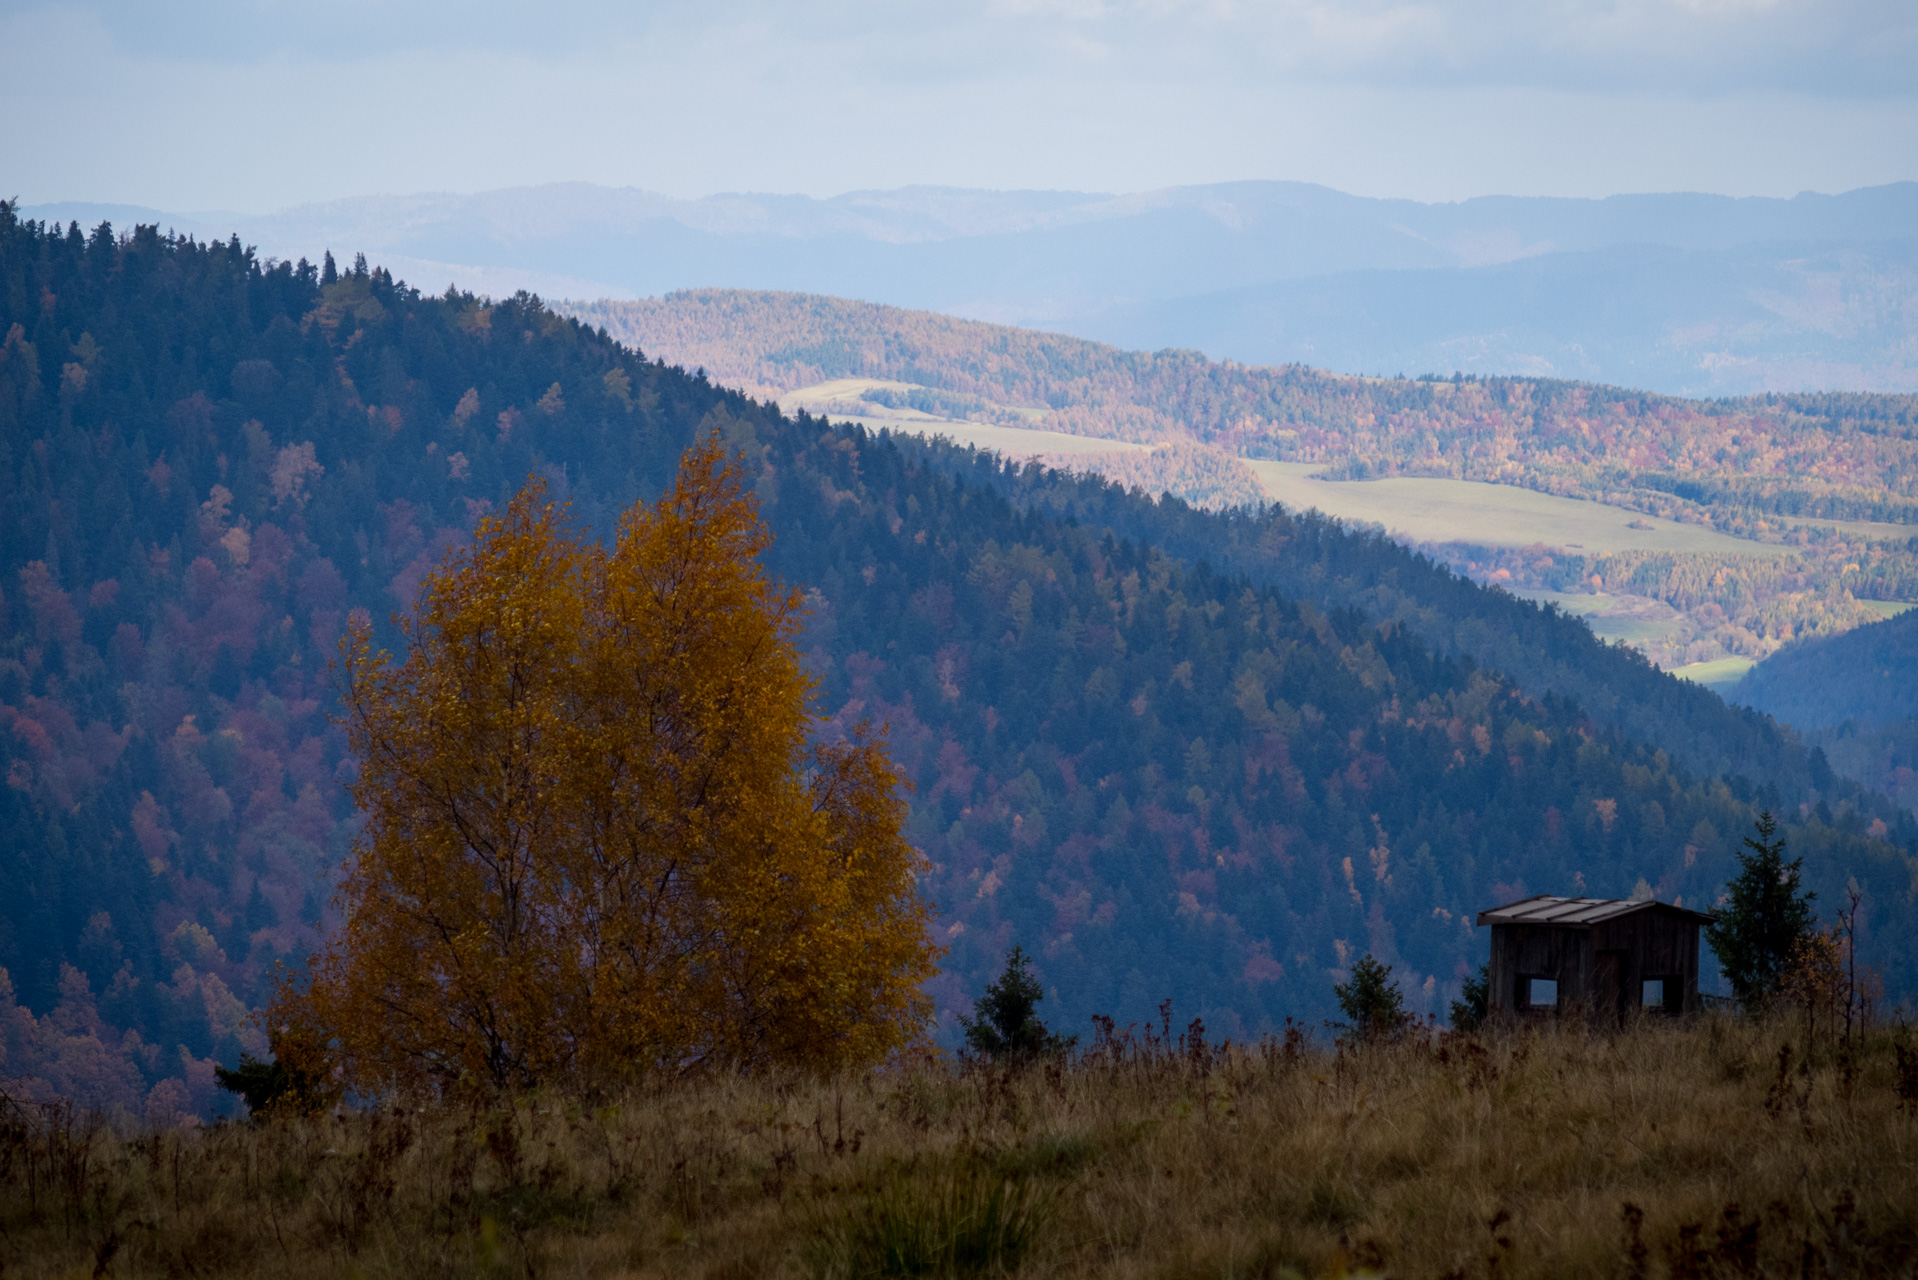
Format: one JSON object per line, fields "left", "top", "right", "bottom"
{"left": 1511, "top": 590, "right": 1690, "bottom": 648}
{"left": 1246, "top": 462, "right": 1789, "bottom": 558}
{"left": 1669, "top": 655, "right": 1760, "bottom": 690}
{"left": 3, "top": 1019, "right": 1913, "bottom": 1279}
{"left": 778, "top": 378, "right": 1135, "bottom": 459}
{"left": 774, "top": 394, "right": 1811, "bottom": 564}
{"left": 1778, "top": 514, "right": 1918, "bottom": 544}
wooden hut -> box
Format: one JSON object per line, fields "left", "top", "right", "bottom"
{"left": 1476, "top": 895, "right": 1716, "bottom": 1021}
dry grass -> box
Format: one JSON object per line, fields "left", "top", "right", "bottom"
{"left": 4, "top": 1016, "right": 1915, "bottom": 1279}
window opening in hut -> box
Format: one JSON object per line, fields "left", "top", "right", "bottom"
{"left": 1642, "top": 978, "right": 1671, "bottom": 1011}
{"left": 1526, "top": 977, "right": 1558, "bottom": 1008}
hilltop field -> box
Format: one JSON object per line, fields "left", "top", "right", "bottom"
{"left": 4, "top": 1018, "right": 1914, "bottom": 1279}
{"left": 567, "top": 290, "right": 1918, "bottom": 675}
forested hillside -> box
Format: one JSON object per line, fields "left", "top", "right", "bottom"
{"left": 1734, "top": 608, "right": 1918, "bottom": 730}
{"left": 1729, "top": 610, "right": 1918, "bottom": 814}
{"left": 4, "top": 209, "right": 1914, "bottom": 1118}
{"left": 570, "top": 291, "right": 1918, "bottom": 671}
{"left": 569, "top": 290, "right": 1918, "bottom": 529}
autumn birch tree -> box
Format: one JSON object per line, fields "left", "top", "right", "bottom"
{"left": 295, "top": 437, "right": 938, "bottom": 1093}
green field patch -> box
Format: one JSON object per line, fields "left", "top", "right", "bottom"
{"left": 1859, "top": 600, "right": 1917, "bottom": 620}
{"left": 1670, "top": 656, "right": 1758, "bottom": 689}
{"left": 1512, "top": 590, "right": 1688, "bottom": 646}
{"left": 779, "top": 379, "right": 1140, "bottom": 458}
{"left": 1777, "top": 515, "right": 1918, "bottom": 544}
{"left": 1247, "top": 462, "right": 1787, "bottom": 557}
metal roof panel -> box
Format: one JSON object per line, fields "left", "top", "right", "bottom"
{"left": 1475, "top": 894, "right": 1714, "bottom": 928}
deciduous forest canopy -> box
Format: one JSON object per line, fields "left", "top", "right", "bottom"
{"left": 2, "top": 208, "right": 1914, "bottom": 1116}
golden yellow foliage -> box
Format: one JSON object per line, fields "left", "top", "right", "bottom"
{"left": 292, "top": 435, "right": 939, "bottom": 1093}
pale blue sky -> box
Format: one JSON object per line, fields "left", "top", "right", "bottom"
{"left": 3, "top": 0, "right": 1914, "bottom": 210}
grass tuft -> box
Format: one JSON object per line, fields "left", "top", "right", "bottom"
{"left": 803, "top": 1157, "right": 1050, "bottom": 1278}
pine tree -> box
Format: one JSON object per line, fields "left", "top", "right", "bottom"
{"left": 1706, "top": 810, "right": 1816, "bottom": 1008}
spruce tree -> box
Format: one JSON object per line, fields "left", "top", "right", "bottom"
{"left": 1705, "top": 810, "right": 1816, "bottom": 1008}
{"left": 961, "top": 947, "right": 1073, "bottom": 1061}
{"left": 1335, "top": 954, "right": 1411, "bottom": 1040}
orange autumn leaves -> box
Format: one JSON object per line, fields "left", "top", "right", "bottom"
{"left": 287, "top": 436, "right": 939, "bottom": 1092}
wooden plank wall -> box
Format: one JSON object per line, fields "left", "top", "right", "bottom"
{"left": 1487, "top": 908, "right": 1704, "bottom": 1018}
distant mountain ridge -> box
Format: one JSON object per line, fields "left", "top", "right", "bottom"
{"left": 25, "top": 180, "right": 1918, "bottom": 395}
{"left": 1070, "top": 239, "right": 1918, "bottom": 396}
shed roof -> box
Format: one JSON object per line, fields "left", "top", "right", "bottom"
{"left": 1475, "top": 894, "right": 1715, "bottom": 928}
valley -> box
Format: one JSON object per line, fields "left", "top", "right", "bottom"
{"left": 572, "top": 291, "right": 1918, "bottom": 674}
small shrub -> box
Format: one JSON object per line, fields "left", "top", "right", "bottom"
{"left": 1450, "top": 965, "right": 1490, "bottom": 1032}
{"left": 214, "top": 1054, "right": 295, "bottom": 1118}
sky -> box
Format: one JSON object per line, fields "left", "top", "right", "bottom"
{"left": 2, "top": 0, "right": 1915, "bottom": 211}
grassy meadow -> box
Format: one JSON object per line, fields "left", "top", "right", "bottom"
{"left": 775, "top": 380, "right": 1109, "bottom": 459}
{"left": 775, "top": 382, "right": 1790, "bottom": 562}
{"left": 1667, "top": 655, "right": 1759, "bottom": 691}
{"left": 1242, "top": 464, "right": 1784, "bottom": 558}
{"left": 5, "top": 1017, "right": 1915, "bottom": 1279}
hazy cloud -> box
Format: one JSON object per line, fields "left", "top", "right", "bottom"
{"left": 1, "top": 0, "right": 1912, "bottom": 210}
{"left": 20, "top": 0, "right": 1910, "bottom": 94}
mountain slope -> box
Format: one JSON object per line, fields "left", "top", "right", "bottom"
{"left": 1732, "top": 609, "right": 1918, "bottom": 730}
{"left": 942, "top": 459, "right": 1882, "bottom": 816}
{"left": 1726, "top": 612, "right": 1918, "bottom": 815}
{"left": 2, "top": 208, "right": 1913, "bottom": 1116}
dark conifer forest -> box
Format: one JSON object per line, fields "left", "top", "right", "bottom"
{"left": 3, "top": 207, "right": 1913, "bottom": 1115}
